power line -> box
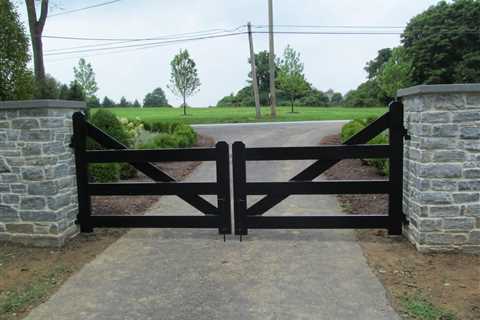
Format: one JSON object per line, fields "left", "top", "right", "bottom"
{"left": 44, "top": 26, "right": 246, "bottom": 53}
{"left": 49, "top": 0, "right": 123, "bottom": 17}
{"left": 254, "top": 24, "right": 406, "bottom": 29}
{"left": 44, "top": 32, "right": 246, "bottom": 57}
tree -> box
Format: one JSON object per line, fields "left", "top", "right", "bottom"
{"left": 68, "top": 81, "right": 85, "bottom": 101}
{"left": 344, "top": 80, "right": 383, "bottom": 107}
{"left": 377, "top": 47, "right": 413, "bottom": 98}
{"left": 118, "top": 96, "right": 132, "bottom": 107}
{"left": 0, "top": 0, "right": 33, "bottom": 100}
{"left": 133, "top": 99, "right": 141, "bottom": 108}
{"left": 73, "top": 58, "right": 98, "bottom": 98}
{"left": 87, "top": 96, "right": 101, "bottom": 108}
{"left": 143, "top": 87, "right": 168, "bottom": 107}
{"left": 276, "top": 46, "right": 310, "bottom": 112}
{"left": 102, "top": 96, "right": 115, "bottom": 107}
{"left": 25, "top": 0, "right": 48, "bottom": 94}
{"left": 402, "top": 0, "right": 480, "bottom": 84}
{"left": 298, "top": 89, "right": 329, "bottom": 106}
{"left": 330, "top": 92, "right": 343, "bottom": 105}
{"left": 248, "top": 50, "right": 278, "bottom": 94}
{"left": 168, "top": 49, "right": 201, "bottom": 115}
{"left": 364, "top": 48, "right": 392, "bottom": 79}
{"left": 58, "top": 84, "right": 69, "bottom": 100}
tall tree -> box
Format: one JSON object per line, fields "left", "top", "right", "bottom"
{"left": 143, "top": 87, "right": 168, "bottom": 107}
{"left": 364, "top": 48, "right": 392, "bottom": 79}
{"left": 276, "top": 45, "right": 310, "bottom": 112}
{"left": 168, "top": 49, "right": 201, "bottom": 115}
{"left": 25, "top": 0, "right": 48, "bottom": 93}
{"left": 402, "top": 0, "right": 480, "bottom": 84}
{"left": 248, "top": 51, "right": 278, "bottom": 94}
{"left": 73, "top": 58, "right": 98, "bottom": 98}
{"left": 377, "top": 47, "right": 413, "bottom": 98}
{"left": 102, "top": 96, "right": 115, "bottom": 107}
{"left": 0, "top": 0, "right": 33, "bottom": 100}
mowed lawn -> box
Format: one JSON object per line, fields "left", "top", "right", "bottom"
{"left": 93, "top": 106, "right": 387, "bottom": 124}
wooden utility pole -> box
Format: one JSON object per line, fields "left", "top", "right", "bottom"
{"left": 247, "top": 23, "right": 261, "bottom": 119}
{"left": 268, "top": 0, "right": 277, "bottom": 117}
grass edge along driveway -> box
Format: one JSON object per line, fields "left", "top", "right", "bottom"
{"left": 93, "top": 106, "right": 386, "bottom": 125}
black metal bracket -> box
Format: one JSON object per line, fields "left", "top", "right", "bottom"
{"left": 402, "top": 127, "right": 411, "bottom": 140}
{"left": 69, "top": 135, "right": 76, "bottom": 148}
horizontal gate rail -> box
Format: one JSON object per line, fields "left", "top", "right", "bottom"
{"left": 72, "top": 112, "right": 231, "bottom": 234}
{"left": 233, "top": 101, "right": 405, "bottom": 236}
{"left": 245, "top": 144, "right": 391, "bottom": 160}
{"left": 90, "top": 216, "right": 223, "bottom": 229}
{"left": 89, "top": 182, "right": 220, "bottom": 196}
{"left": 246, "top": 215, "right": 390, "bottom": 229}
{"left": 86, "top": 148, "right": 218, "bottom": 163}
{"left": 244, "top": 180, "right": 390, "bottom": 195}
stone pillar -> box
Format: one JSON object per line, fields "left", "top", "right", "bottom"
{"left": 398, "top": 84, "right": 480, "bottom": 254}
{"left": 0, "top": 100, "right": 86, "bottom": 247}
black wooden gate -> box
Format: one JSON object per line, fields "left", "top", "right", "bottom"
{"left": 232, "top": 101, "right": 406, "bottom": 236}
{"left": 71, "top": 112, "right": 231, "bottom": 235}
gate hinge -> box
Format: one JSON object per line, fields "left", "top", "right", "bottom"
{"left": 69, "top": 135, "right": 76, "bottom": 149}
{"left": 402, "top": 127, "right": 411, "bottom": 140}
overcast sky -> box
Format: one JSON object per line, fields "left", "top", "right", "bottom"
{"left": 18, "top": 0, "right": 441, "bottom": 107}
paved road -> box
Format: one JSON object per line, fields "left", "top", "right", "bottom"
{"left": 26, "top": 121, "right": 399, "bottom": 320}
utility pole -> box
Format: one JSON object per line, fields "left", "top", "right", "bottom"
{"left": 247, "top": 22, "right": 261, "bottom": 119}
{"left": 268, "top": 0, "right": 277, "bottom": 117}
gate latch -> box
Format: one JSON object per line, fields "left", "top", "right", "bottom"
{"left": 402, "top": 127, "right": 411, "bottom": 140}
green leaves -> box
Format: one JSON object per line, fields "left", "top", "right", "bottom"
{"left": 168, "top": 49, "right": 201, "bottom": 107}
{"left": 402, "top": 0, "right": 480, "bottom": 84}
{"left": 73, "top": 58, "right": 98, "bottom": 98}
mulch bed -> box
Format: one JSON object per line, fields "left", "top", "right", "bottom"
{"left": 321, "top": 134, "right": 480, "bottom": 320}
{"left": 321, "top": 134, "right": 388, "bottom": 216}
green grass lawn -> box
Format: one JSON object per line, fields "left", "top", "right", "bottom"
{"left": 93, "top": 106, "right": 387, "bottom": 125}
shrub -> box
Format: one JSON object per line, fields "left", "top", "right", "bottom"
{"left": 89, "top": 163, "right": 120, "bottom": 183}
{"left": 87, "top": 110, "right": 130, "bottom": 182}
{"left": 340, "top": 117, "right": 389, "bottom": 175}
{"left": 119, "top": 163, "right": 137, "bottom": 179}
{"left": 88, "top": 109, "right": 131, "bottom": 149}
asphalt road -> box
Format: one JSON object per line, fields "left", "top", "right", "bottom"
{"left": 26, "top": 121, "right": 399, "bottom": 320}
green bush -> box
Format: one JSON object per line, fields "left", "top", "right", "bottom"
{"left": 88, "top": 109, "right": 131, "bottom": 149}
{"left": 139, "top": 121, "right": 197, "bottom": 149}
{"left": 340, "top": 117, "right": 389, "bottom": 175}
{"left": 89, "top": 163, "right": 120, "bottom": 183}
{"left": 119, "top": 163, "right": 137, "bottom": 179}
{"left": 87, "top": 110, "right": 131, "bottom": 182}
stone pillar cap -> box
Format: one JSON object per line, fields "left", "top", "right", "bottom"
{"left": 0, "top": 99, "right": 86, "bottom": 110}
{"left": 397, "top": 84, "right": 480, "bottom": 98}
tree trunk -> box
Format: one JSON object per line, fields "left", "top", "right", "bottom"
{"left": 183, "top": 95, "right": 187, "bottom": 116}
{"left": 291, "top": 98, "right": 294, "bottom": 113}
{"left": 25, "top": 0, "right": 48, "bottom": 91}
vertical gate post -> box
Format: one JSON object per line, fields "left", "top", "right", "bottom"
{"left": 388, "top": 101, "right": 404, "bottom": 235}
{"left": 233, "top": 141, "right": 248, "bottom": 235}
{"left": 215, "top": 141, "right": 231, "bottom": 234}
{"left": 72, "top": 112, "right": 93, "bottom": 232}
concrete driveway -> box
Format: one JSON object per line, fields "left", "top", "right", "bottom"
{"left": 26, "top": 121, "right": 399, "bottom": 320}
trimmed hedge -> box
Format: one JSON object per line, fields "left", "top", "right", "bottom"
{"left": 137, "top": 121, "right": 197, "bottom": 149}
{"left": 341, "top": 117, "right": 389, "bottom": 175}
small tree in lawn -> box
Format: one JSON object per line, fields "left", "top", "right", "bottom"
{"left": 168, "top": 49, "right": 201, "bottom": 115}
{"left": 277, "top": 45, "right": 310, "bottom": 113}
{"left": 74, "top": 58, "right": 98, "bottom": 98}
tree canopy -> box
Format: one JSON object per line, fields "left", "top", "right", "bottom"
{"left": 143, "top": 87, "right": 169, "bottom": 107}
{"left": 0, "top": 0, "right": 34, "bottom": 100}
{"left": 74, "top": 58, "right": 98, "bottom": 98}
{"left": 168, "top": 49, "right": 201, "bottom": 115}
{"left": 276, "top": 45, "right": 310, "bottom": 112}
{"left": 402, "top": 0, "right": 480, "bottom": 84}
